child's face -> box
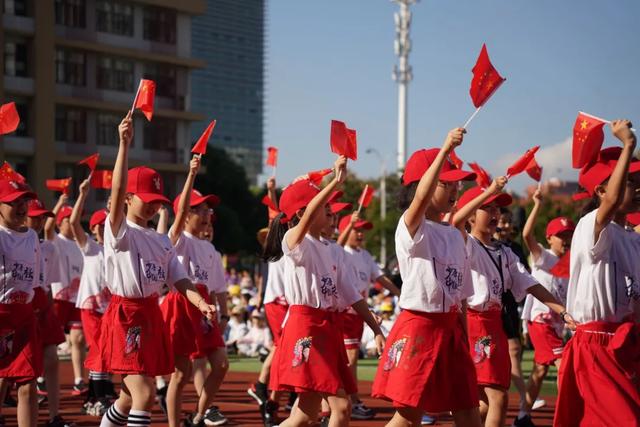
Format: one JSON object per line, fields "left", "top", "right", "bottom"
{"left": 0, "top": 197, "right": 29, "bottom": 230}
{"left": 314, "top": 204, "right": 334, "bottom": 233}
{"left": 126, "top": 194, "right": 162, "bottom": 221}
{"left": 186, "top": 203, "right": 212, "bottom": 235}
{"left": 617, "top": 173, "right": 640, "bottom": 214}
{"left": 431, "top": 180, "right": 460, "bottom": 214}
{"left": 92, "top": 223, "right": 105, "bottom": 244}
{"left": 58, "top": 218, "right": 72, "bottom": 236}
{"left": 496, "top": 212, "right": 512, "bottom": 240}
{"left": 347, "top": 229, "right": 365, "bottom": 248}
{"left": 26, "top": 215, "right": 45, "bottom": 234}
{"left": 471, "top": 202, "right": 500, "bottom": 235}
{"left": 547, "top": 230, "right": 573, "bottom": 256}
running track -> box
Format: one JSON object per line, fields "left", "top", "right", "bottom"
{"left": 2, "top": 361, "right": 555, "bottom": 426}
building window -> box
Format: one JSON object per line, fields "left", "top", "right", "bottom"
{"left": 96, "top": 112, "right": 121, "bottom": 146}
{"left": 55, "top": 0, "right": 86, "bottom": 28}
{"left": 55, "top": 106, "right": 86, "bottom": 144}
{"left": 96, "top": 0, "right": 133, "bottom": 36}
{"left": 4, "top": 40, "right": 28, "bottom": 77}
{"left": 143, "top": 6, "right": 176, "bottom": 44}
{"left": 144, "top": 118, "right": 176, "bottom": 152}
{"left": 3, "top": 0, "right": 28, "bottom": 16}
{"left": 55, "top": 48, "right": 86, "bottom": 86}
{"left": 96, "top": 56, "right": 133, "bottom": 92}
{"left": 143, "top": 63, "right": 176, "bottom": 98}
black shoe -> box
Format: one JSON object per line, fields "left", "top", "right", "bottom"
{"left": 156, "top": 385, "right": 168, "bottom": 417}
{"left": 204, "top": 406, "right": 228, "bottom": 426}
{"left": 45, "top": 415, "right": 77, "bottom": 427}
{"left": 2, "top": 393, "right": 17, "bottom": 408}
{"left": 183, "top": 413, "right": 204, "bottom": 427}
{"left": 262, "top": 400, "right": 278, "bottom": 427}
{"left": 513, "top": 414, "right": 536, "bottom": 427}
{"left": 71, "top": 380, "right": 88, "bottom": 396}
{"left": 0, "top": 414, "right": 5, "bottom": 427}
{"left": 247, "top": 381, "right": 269, "bottom": 406}
{"left": 284, "top": 391, "right": 297, "bottom": 411}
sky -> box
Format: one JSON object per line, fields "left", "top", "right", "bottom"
{"left": 264, "top": 0, "right": 640, "bottom": 192}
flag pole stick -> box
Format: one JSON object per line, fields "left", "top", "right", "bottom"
{"left": 463, "top": 107, "right": 482, "bottom": 130}
{"left": 579, "top": 111, "right": 636, "bottom": 132}
{"left": 130, "top": 80, "right": 142, "bottom": 115}
{"left": 272, "top": 165, "right": 277, "bottom": 178}
{"left": 357, "top": 185, "right": 368, "bottom": 214}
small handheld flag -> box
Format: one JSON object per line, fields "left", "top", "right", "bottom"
{"left": 330, "top": 120, "right": 358, "bottom": 160}
{"left": 525, "top": 157, "right": 542, "bottom": 182}
{"left": 0, "top": 102, "right": 20, "bottom": 135}
{"left": 78, "top": 153, "right": 99, "bottom": 172}
{"left": 0, "top": 161, "right": 26, "bottom": 183}
{"left": 449, "top": 149, "right": 464, "bottom": 169}
{"left": 90, "top": 170, "right": 113, "bottom": 189}
{"left": 308, "top": 168, "right": 333, "bottom": 185}
{"left": 506, "top": 146, "right": 540, "bottom": 178}
{"left": 46, "top": 178, "right": 72, "bottom": 194}
{"left": 468, "top": 162, "right": 492, "bottom": 188}
{"left": 131, "top": 79, "right": 156, "bottom": 121}
{"left": 357, "top": 185, "right": 375, "bottom": 212}
{"left": 191, "top": 120, "right": 216, "bottom": 156}
{"left": 464, "top": 44, "right": 506, "bottom": 129}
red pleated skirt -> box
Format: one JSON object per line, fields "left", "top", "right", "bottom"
{"left": 0, "top": 303, "right": 42, "bottom": 381}
{"left": 467, "top": 309, "right": 510, "bottom": 389}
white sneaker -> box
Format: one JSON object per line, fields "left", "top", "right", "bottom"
{"left": 532, "top": 399, "right": 546, "bottom": 410}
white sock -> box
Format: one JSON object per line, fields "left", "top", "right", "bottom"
{"left": 127, "top": 409, "right": 151, "bottom": 426}
{"left": 155, "top": 377, "right": 166, "bottom": 389}
{"left": 74, "top": 377, "right": 84, "bottom": 385}
{"left": 100, "top": 402, "right": 128, "bottom": 427}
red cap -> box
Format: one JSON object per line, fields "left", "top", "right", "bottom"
{"left": 27, "top": 198, "right": 54, "bottom": 218}
{"left": 126, "top": 167, "right": 170, "bottom": 204}
{"left": 338, "top": 215, "right": 373, "bottom": 233}
{"left": 402, "top": 148, "right": 476, "bottom": 186}
{"left": 0, "top": 180, "right": 36, "bottom": 203}
{"left": 457, "top": 186, "right": 513, "bottom": 211}
{"left": 578, "top": 147, "right": 640, "bottom": 196}
{"left": 330, "top": 202, "right": 352, "bottom": 214}
{"left": 627, "top": 212, "right": 640, "bottom": 227}
{"left": 56, "top": 205, "right": 73, "bottom": 225}
{"left": 172, "top": 189, "right": 221, "bottom": 215}
{"left": 279, "top": 179, "right": 320, "bottom": 221}
{"left": 546, "top": 217, "right": 575, "bottom": 238}
{"left": 89, "top": 209, "right": 108, "bottom": 229}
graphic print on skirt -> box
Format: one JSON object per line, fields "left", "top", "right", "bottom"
{"left": 125, "top": 326, "right": 141, "bottom": 355}
{"left": 383, "top": 337, "right": 407, "bottom": 371}
{"left": 292, "top": 336, "right": 312, "bottom": 367}
{"left": 473, "top": 335, "right": 492, "bottom": 363}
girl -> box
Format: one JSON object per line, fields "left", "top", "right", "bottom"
{"left": 452, "top": 181, "right": 576, "bottom": 427}
{"left": 371, "top": 129, "right": 481, "bottom": 427}
{"left": 554, "top": 120, "right": 640, "bottom": 426}
{"left": 98, "top": 111, "right": 216, "bottom": 427}
{"left": 0, "top": 179, "right": 41, "bottom": 427}
{"left": 265, "top": 156, "right": 385, "bottom": 427}
{"left": 518, "top": 189, "right": 574, "bottom": 426}
{"left": 70, "top": 176, "right": 113, "bottom": 416}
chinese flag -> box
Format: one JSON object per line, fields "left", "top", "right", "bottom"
{"left": 133, "top": 79, "right": 156, "bottom": 121}
{"left": 572, "top": 112, "right": 606, "bottom": 168}
{"left": 470, "top": 44, "right": 506, "bottom": 108}
{"left": 449, "top": 149, "right": 464, "bottom": 169}
{"left": 506, "top": 146, "right": 540, "bottom": 177}
{"left": 330, "top": 120, "right": 357, "bottom": 160}
{"left": 0, "top": 102, "right": 20, "bottom": 135}
{"left": 307, "top": 168, "right": 332, "bottom": 185}
{"left": 0, "top": 161, "right": 25, "bottom": 183}
{"left": 525, "top": 157, "right": 542, "bottom": 182}
{"left": 191, "top": 120, "right": 216, "bottom": 155}
{"left": 261, "top": 194, "right": 279, "bottom": 212}
{"left": 266, "top": 146, "right": 278, "bottom": 167}
{"left": 78, "top": 153, "right": 99, "bottom": 172}
{"left": 90, "top": 170, "right": 113, "bottom": 189}
{"left": 550, "top": 251, "right": 570, "bottom": 279}
{"left": 46, "top": 178, "right": 72, "bottom": 194}
{"left": 468, "top": 162, "right": 492, "bottom": 188}
{"left": 358, "top": 185, "right": 375, "bottom": 209}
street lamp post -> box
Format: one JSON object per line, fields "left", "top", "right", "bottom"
{"left": 366, "top": 148, "right": 387, "bottom": 266}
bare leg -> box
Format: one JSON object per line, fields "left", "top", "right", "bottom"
{"left": 258, "top": 348, "right": 275, "bottom": 384}
{"left": 279, "top": 392, "right": 322, "bottom": 427}
{"left": 17, "top": 381, "right": 37, "bottom": 427}
{"left": 508, "top": 338, "right": 526, "bottom": 412}
{"left": 69, "top": 328, "right": 86, "bottom": 382}
{"left": 385, "top": 407, "right": 422, "bottom": 427}
{"left": 525, "top": 362, "right": 549, "bottom": 410}
{"left": 192, "top": 358, "right": 208, "bottom": 397}
{"left": 345, "top": 348, "right": 359, "bottom": 404}
{"left": 451, "top": 407, "right": 482, "bottom": 427}
{"left": 43, "top": 345, "right": 61, "bottom": 418}
{"left": 0, "top": 378, "right": 8, "bottom": 417}
{"left": 483, "top": 386, "right": 508, "bottom": 427}
{"left": 326, "top": 390, "right": 351, "bottom": 427}
{"left": 195, "top": 348, "right": 229, "bottom": 415}
{"left": 167, "top": 355, "right": 192, "bottom": 427}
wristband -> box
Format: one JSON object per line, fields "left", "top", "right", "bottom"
{"left": 560, "top": 311, "right": 568, "bottom": 323}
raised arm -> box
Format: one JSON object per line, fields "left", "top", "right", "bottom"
{"left": 522, "top": 188, "right": 543, "bottom": 261}
{"left": 109, "top": 112, "right": 133, "bottom": 237}
{"left": 452, "top": 176, "right": 507, "bottom": 239}
{"left": 156, "top": 205, "right": 169, "bottom": 234}
{"left": 267, "top": 176, "right": 278, "bottom": 207}
{"left": 70, "top": 176, "right": 91, "bottom": 248}
{"left": 337, "top": 211, "right": 359, "bottom": 246}
{"left": 595, "top": 120, "right": 637, "bottom": 240}
{"left": 405, "top": 128, "right": 464, "bottom": 237}
{"left": 285, "top": 156, "right": 347, "bottom": 249}
{"left": 169, "top": 156, "right": 201, "bottom": 245}
{"left": 44, "top": 193, "right": 68, "bottom": 241}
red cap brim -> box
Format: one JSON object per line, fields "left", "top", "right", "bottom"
{"left": 330, "top": 202, "right": 352, "bottom": 214}
{"left": 192, "top": 194, "right": 220, "bottom": 208}
{"left": 28, "top": 208, "right": 54, "bottom": 218}
{"left": 134, "top": 193, "right": 171, "bottom": 204}
{"left": 0, "top": 190, "right": 36, "bottom": 203}
{"left": 354, "top": 220, "right": 373, "bottom": 230}
{"left": 440, "top": 169, "right": 477, "bottom": 182}
{"left": 486, "top": 192, "right": 513, "bottom": 207}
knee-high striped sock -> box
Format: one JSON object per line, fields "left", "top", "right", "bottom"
{"left": 100, "top": 402, "right": 127, "bottom": 427}
{"left": 127, "top": 409, "right": 151, "bottom": 426}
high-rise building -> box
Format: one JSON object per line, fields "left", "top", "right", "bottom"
{"left": 0, "top": 0, "right": 206, "bottom": 209}
{"left": 191, "top": 0, "right": 265, "bottom": 185}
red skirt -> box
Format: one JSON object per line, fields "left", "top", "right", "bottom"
{"left": 270, "top": 305, "right": 356, "bottom": 395}
{"left": 0, "top": 303, "right": 43, "bottom": 381}
{"left": 97, "top": 295, "right": 173, "bottom": 377}
{"left": 554, "top": 321, "right": 640, "bottom": 427}
{"left": 34, "top": 289, "right": 65, "bottom": 347}
{"left": 188, "top": 285, "right": 225, "bottom": 360}
{"left": 341, "top": 312, "right": 364, "bottom": 350}
{"left": 265, "top": 302, "right": 288, "bottom": 344}
{"left": 372, "top": 310, "right": 478, "bottom": 413}
{"left": 467, "top": 309, "right": 510, "bottom": 389}
{"left": 53, "top": 299, "right": 82, "bottom": 331}
{"left": 82, "top": 309, "right": 107, "bottom": 372}
{"left": 160, "top": 291, "right": 197, "bottom": 357}
{"left": 528, "top": 321, "right": 564, "bottom": 366}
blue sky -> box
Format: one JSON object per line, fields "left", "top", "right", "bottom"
{"left": 264, "top": 0, "right": 640, "bottom": 192}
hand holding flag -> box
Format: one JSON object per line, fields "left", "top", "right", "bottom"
{"left": 131, "top": 79, "right": 156, "bottom": 121}
{"left": 506, "top": 146, "right": 539, "bottom": 178}
{"left": 191, "top": 120, "right": 216, "bottom": 156}
{"left": 78, "top": 153, "right": 99, "bottom": 172}
{"left": 0, "top": 102, "right": 20, "bottom": 135}
{"left": 464, "top": 44, "right": 506, "bottom": 129}
{"left": 330, "top": 120, "right": 357, "bottom": 160}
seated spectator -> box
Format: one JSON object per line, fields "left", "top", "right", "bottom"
{"left": 226, "top": 305, "right": 249, "bottom": 353}
{"left": 235, "top": 310, "right": 273, "bottom": 357}
{"left": 361, "top": 302, "right": 396, "bottom": 358}
{"left": 239, "top": 270, "right": 254, "bottom": 289}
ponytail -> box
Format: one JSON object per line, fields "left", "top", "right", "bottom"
{"left": 262, "top": 212, "right": 299, "bottom": 262}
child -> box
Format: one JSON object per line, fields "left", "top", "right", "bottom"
{"left": 98, "top": 112, "right": 216, "bottom": 427}
{"left": 69, "top": 176, "right": 113, "bottom": 416}
{"left": 554, "top": 120, "right": 640, "bottom": 426}
{"left": 518, "top": 189, "right": 574, "bottom": 426}
{"left": 452, "top": 181, "right": 576, "bottom": 427}
{"left": 44, "top": 196, "right": 87, "bottom": 395}
{"left": 371, "top": 129, "right": 482, "bottom": 427}
{"left": 235, "top": 310, "right": 273, "bottom": 356}
{"left": 265, "top": 156, "right": 385, "bottom": 427}
{"left": 0, "top": 179, "right": 41, "bottom": 427}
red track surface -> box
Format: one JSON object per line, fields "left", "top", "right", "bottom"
{"left": 2, "top": 361, "right": 556, "bottom": 426}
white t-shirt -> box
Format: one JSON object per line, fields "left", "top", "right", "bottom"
{"left": 263, "top": 257, "right": 287, "bottom": 306}
{"left": 521, "top": 245, "right": 568, "bottom": 324}
{"left": 0, "top": 225, "right": 40, "bottom": 304}
{"left": 344, "top": 246, "right": 384, "bottom": 296}
{"left": 50, "top": 234, "right": 83, "bottom": 302}
{"left": 395, "top": 214, "right": 473, "bottom": 313}
{"left": 76, "top": 236, "right": 110, "bottom": 312}
{"left": 39, "top": 240, "right": 59, "bottom": 292}
{"left": 567, "top": 210, "right": 640, "bottom": 323}
{"left": 104, "top": 219, "right": 189, "bottom": 298}
{"left": 466, "top": 236, "right": 538, "bottom": 312}
{"left": 172, "top": 230, "right": 226, "bottom": 294}
{"left": 281, "top": 231, "right": 360, "bottom": 311}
